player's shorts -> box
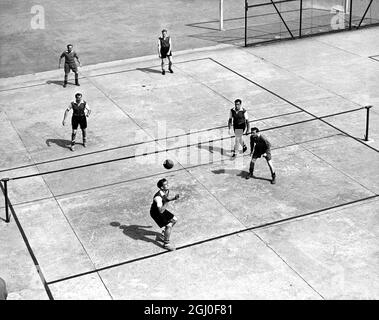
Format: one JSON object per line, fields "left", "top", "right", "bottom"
{"left": 150, "top": 208, "right": 175, "bottom": 228}
{"left": 233, "top": 125, "right": 246, "bottom": 137}
{"left": 252, "top": 151, "right": 272, "bottom": 161}
{"left": 71, "top": 115, "right": 87, "bottom": 130}
{"left": 64, "top": 63, "right": 78, "bottom": 74}
{"left": 160, "top": 48, "right": 172, "bottom": 59}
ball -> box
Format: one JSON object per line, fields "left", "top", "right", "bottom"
{"left": 163, "top": 159, "right": 174, "bottom": 169}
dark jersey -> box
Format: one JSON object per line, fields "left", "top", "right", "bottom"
{"left": 71, "top": 100, "right": 87, "bottom": 116}
{"left": 159, "top": 36, "right": 170, "bottom": 49}
{"left": 250, "top": 134, "right": 271, "bottom": 154}
{"left": 61, "top": 50, "right": 79, "bottom": 65}
{"left": 231, "top": 108, "right": 247, "bottom": 129}
{"left": 150, "top": 190, "right": 168, "bottom": 214}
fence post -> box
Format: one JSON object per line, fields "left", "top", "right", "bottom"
{"left": 2, "top": 178, "right": 10, "bottom": 223}
{"left": 365, "top": 105, "right": 372, "bottom": 141}
{"left": 299, "top": 0, "right": 303, "bottom": 38}
{"left": 245, "top": 0, "right": 248, "bottom": 47}
{"left": 219, "top": 0, "right": 224, "bottom": 31}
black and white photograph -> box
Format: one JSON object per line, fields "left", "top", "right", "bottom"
{"left": 0, "top": 0, "right": 378, "bottom": 306}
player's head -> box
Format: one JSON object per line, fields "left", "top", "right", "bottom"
{"left": 75, "top": 92, "right": 82, "bottom": 101}
{"left": 251, "top": 127, "right": 260, "bottom": 138}
{"left": 67, "top": 44, "right": 73, "bottom": 51}
{"left": 157, "top": 178, "right": 168, "bottom": 191}
{"left": 161, "top": 29, "right": 167, "bottom": 36}
{"left": 234, "top": 99, "right": 242, "bottom": 109}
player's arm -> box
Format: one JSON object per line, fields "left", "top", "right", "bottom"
{"left": 62, "top": 104, "right": 72, "bottom": 126}
{"left": 158, "top": 40, "right": 161, "bottom": 57}
{"left": 154, "top": 196, "right": 170, "bottom": 214}
{"left": 167, "top": 37, "right": 172, "bottom": 55}
{"left": 228, "top": 110, "right": 233, "bottom": 131}
{"left": 85, "top": 103, "right": 91, "bottom": 117}
{"left": 244, "top": 111, "right": 250, "bottom": 134}
{"left": 58, "top": 53, "right": 64, "bottom": 68}
{"left": 250, "top": 135, "right": 255, "bottom": 156}
{"left": 262, "top": 136, "right": 271, "bottom": 157}
{"left": 74, "top": 52, "right": 81, "bottom": 67}
{"left": 166, "top": 190, "right": 179, "bottom": 201}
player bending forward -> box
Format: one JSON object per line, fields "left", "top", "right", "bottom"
{"left": 246, "top": 127, "right": 276, "bottom": 184}
{"left": 150, "top": 178, "right": 179, "bottom": 251}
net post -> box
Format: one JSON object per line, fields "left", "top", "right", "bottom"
{"left": 349, "top": 0, "right": 353, "bottom": 30}
{"left": 364, "top": 105, "right": 372, "bottom": 141}
{"left": 2, "top": 178, "right": 10, "bottom": 223}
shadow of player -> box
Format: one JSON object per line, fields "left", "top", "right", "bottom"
{"left": 136, "top": 67, "right": 162, "bottom": 74}
{"left": 110, "top": 222, "right": 163, "bottom": 248}
{"left": 46, "top": 138, "right": 72, "bottom": 149}
{"left": 212, "top": 169, "right": 272, "bottom": 182}
{"left": 197, "top": 143, "right": 229, "bottom": 156}
{"left": 46, "top": 80, "right": 65, "bottom": 86}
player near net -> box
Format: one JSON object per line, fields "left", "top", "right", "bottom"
{"left": 150, "top": 178, "right": 179, "bottom": 251}
{"left": 228, "top": 99, "right": 249, "bottom": 157}
{"left": 246, "top": 127, "right": 276, "bottom": 184}
{"left": 62, "top": 93, "right": 91, "bottom": 151}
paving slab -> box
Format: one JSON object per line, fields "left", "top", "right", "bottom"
{"left": 99, "top": 231, "right": 321, "bottom": 300}
{"left": 12, "top": 198, "right": 95, "bottom": 283}
{"left": 49, "top": 273, "right": 111, "bottom": 300}
{"left": 0, "top": 220, "right": 49, "bottom": 300}
{"left": 256, "top": 198, "right": 379, "bottom": 299}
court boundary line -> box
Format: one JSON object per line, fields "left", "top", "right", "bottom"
{"left": 46, "top": 194, "right": 379, "bottom": 286}
{"left": 0, "top": 182, "right": 54, "bottom": 300}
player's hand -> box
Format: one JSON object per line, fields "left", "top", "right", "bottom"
{"left": 262, "top": 153, "right": 267, "bottom": 158}
{"left": 62, "top": 121, "right": 65, "bottom": 126}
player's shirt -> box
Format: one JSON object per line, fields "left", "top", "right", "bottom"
{"left": 151, "top": 190, "right": 169, "bottom": 213}
{"left": 159, "top": 36, "right": 170, "bottom": 49}
{"left": 230, "top": 108, "right": 248, "bottom": 129}
{"left": 60, "top": 50, "right": 79, "bottom": 65}
{"left": 250, "top": 134, "right": 271, "bottom": 154}
{"left": 69, "top": 100, "right": 87, "bottom": 117}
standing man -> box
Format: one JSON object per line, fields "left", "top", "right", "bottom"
{"left": 59, "top": 44, "right": 81, "bottom": 88}
{"left": 150, "top": 178, "right": 179, "bottom": 251}
{"left": 62, "top": 93, "right": 91, "bottom": 151}
{"left": 228, "top": 99, "right": 249, "bottom": 157}
{"left": 246, "top": 127, "right": 276, "bottom": 184}
{"left": 158, "top": 29, "right": 173, "bottom": 75}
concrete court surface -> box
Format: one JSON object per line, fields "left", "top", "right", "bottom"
{"left": 0, "top": 26, "right": 379, "bottom": 300}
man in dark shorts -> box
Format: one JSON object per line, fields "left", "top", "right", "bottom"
{"left": 62, "top": 93, "right": 91, "bottom": 151}
{"left": 150, "top": 178, "right": 179, "bottom": 251}
{"left": 246, "top": 127, "right": 276, "bottom": 184}
{"left": 59, "top": 44, "right": 81, "bottom": 87}
{"left": 228, "top": 99, "right": 249, "bottom": 157}
{"left": 158, "top": 29, "right": 173, "bottom": 75}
